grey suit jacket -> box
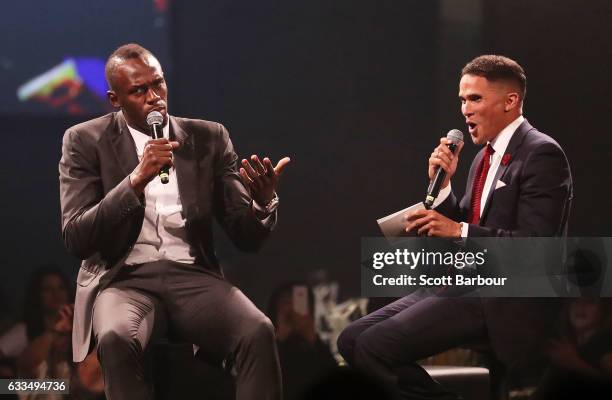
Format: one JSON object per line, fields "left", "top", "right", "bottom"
{"left": 59, "top": 111, "right": 273, "bottom": 362}
{"left": 436, "top": 120, "right": 573, "bottom": 367}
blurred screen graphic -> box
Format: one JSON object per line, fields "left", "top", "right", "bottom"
{"left": 1, "top": 0, "right": 170, "bottom": 116}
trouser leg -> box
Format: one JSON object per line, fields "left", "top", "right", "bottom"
{"left": 92, "top": 287, "right": 166, "bottom": 400}
{"left": 337, "top": 290, "right": 430, "bottom": 365}
{"left": 338, "top": 290, "right": 486, "bottom": 399}
{"left": 163, "top": 263, "right": 282, "bottom": 400}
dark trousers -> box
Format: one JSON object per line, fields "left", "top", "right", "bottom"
{"left": 92, "top": 260, "right": 282, "bottom": 400}
{"left": 337, "top": 289, "right": 487, "bottom": 400}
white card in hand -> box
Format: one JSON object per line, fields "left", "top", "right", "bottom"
{"left": 377, "top": 202, "right": 425, "bottom": 242}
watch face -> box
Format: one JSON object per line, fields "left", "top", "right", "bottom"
{"left": 266, "top": 197, "right": 279, "bottom": 213}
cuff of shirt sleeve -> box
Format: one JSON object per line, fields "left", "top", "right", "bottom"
{"left": 460, "top": 222, "right": 469, "bottom": 238}
{"left": 252, "top": 193, "right": 279, "bottom": 220}
{"left": 432, "top": 183, "right": 452, "bottom": 209}
{"left": 258, "top": 213, "right": 276, "bottom": 229}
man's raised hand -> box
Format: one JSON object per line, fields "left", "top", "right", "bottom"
{"left": 428, "top": 137, "right": 464, "bottom": 189}
{"left": 240, "top": 155, "right": 290, "bottom": 206}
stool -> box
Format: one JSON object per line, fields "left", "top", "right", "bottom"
{"left": 422, "top": 350, "right": 508, "bottom": 400}
{"left": 152, "top": 339, "right": 195, "bottom": 400}
{"left": 424, "top": 365, "right": 490, "bottom": 400}
{"left": 474, "top": 349, "right": 509, "bottom": 400}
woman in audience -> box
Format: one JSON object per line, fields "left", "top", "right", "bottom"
{"left": 534, "top": 298, "right": 612, "bottom": 399}
{"left": 0, "top": 265, "right": 104, "bottom": 399}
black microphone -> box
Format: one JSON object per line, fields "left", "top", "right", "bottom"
{"left": 424, "top": 129, "right": 464, "bottom": 209}
{"left": 146, "top": 110, "right": 170, "bottom": 184}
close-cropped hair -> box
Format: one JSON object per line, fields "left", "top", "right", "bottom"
{"left": 462, "top": 54, "right": 527, "bottom": 100}
{"left": 105, "top": 43, "right": 155, "bottom": 90}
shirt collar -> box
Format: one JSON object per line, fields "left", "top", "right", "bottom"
{"left": 489, "top": 115, "right": 524, "bottom": 156}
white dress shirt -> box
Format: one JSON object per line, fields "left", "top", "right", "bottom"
{"left": 434, "top": 115, "right": 525, "bottom": 237}
{"left": 125, "top": 121, "right": 196, "bottom": 264}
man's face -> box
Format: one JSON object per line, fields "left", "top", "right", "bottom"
{"left": 459, "top": 74, "right": 513, "bottom": 145}
{"left": 107, "top": 55, "right": 168, "bottom": 132}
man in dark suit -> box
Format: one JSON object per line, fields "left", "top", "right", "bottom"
{"left": 337, "top": 55, "right": 573, "bottom": 399}
{"left": 59, "top": 43, "right": 290, "bottom": 400}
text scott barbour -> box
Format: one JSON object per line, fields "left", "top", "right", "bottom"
{"left": 370, "top": 249, "right": 508, "bottom": 287}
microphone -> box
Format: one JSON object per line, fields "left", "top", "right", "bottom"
{"left": 146, "top": 110, "right": 170, "bottom": 184}
{"left": 424, "top": 129, "right": 464, "bottom": 209}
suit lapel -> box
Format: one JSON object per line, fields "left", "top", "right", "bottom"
{"left": 170, "top": 116, "right": 199, "bottom": 221}
{"left": 480, "top": 119, "right": 533, "bottom": 222}
{"left": 110, "top": 111, "right": 139, "bottom": 178}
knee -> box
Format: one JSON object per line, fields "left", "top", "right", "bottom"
{"left": 352, "top": 329, "right": 374, "bottom": 361}
{"left": 337, "top": 325, "right": 384, "bottom": 373}
{"left": 241, "top": 315, "right": 276, "bottom": 348}
{"left": 337, "top": 323, "right": 361, "bottom": 365}
{"left": 96, "top": 323, "right": 140, "bottom": 359}
{"left": 351, "top": 326, "right": 396, "bottom": 371}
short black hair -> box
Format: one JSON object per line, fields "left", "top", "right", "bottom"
{"left": 461, "top": 55, "right": 527, "bottom": 100}
{"left": 105, "top": 43, "right": 155, "bottom": 90}
{"left": 23, "top": 265, "right": 74, "bottom": 341}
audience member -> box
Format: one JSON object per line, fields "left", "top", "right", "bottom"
{"left": 268, "top": 282, "right": 338, "bottom": 400}
{"left": 533, "top": 298, "right": 612, "bottom": 399}
{"left": 0, "top": 265, "right": 104, "bottom": 399}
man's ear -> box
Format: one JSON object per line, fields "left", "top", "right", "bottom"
{"left": 107, "top": 90, "right": 120, "bottom": 108}
{"left": 505, "top": 91, "right": 520, "bottom": 112}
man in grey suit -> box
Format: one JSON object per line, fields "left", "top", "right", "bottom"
{"left": 59, "top": 43, "right": 290, "bottom": 400}
{"left": 338, "top": 55, "right": 573, "bottom": 399}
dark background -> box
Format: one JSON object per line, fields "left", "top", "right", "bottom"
{"left": 1, "top": 0, "right": 611, "bottom": 315}
{"left": 0, "top": 0, "right": 169, "bottom": 114}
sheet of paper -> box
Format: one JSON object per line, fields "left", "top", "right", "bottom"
{"left": 376, "top": 202, "right": 425, "bottom": 242}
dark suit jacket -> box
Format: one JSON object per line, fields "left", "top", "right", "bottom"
{"left": 59, "top": 111, "right": 273, "bottom": 361}
{"left": 436, "top": 119, "right": 573, "bottom": 367}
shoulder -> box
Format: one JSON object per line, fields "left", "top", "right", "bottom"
{"left": 0, "top": 322, "right": 28, "bottom": 357}
{"left": 0, "top": 322, "right": 27, "bottom": 339}
{"left": 513, "top": 123, "right": 572, "bottom": 184}
{"left": 172, "top": 116, "right": 228, "bottom": 138}
{"left": 171, "top": 116, "right": 234, "bottom": 154}
{"left": 521, "top": 123, "right": 566, "bottom": 155}
{"left": 511, "top": 122, "right": 569, "bottom": 169}
{"left": 63, "top": 112, "right": 120, "bottom": 146}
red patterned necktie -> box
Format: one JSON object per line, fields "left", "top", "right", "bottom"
{"left": 469, "top": 144, "right": 495, "bottom": 224}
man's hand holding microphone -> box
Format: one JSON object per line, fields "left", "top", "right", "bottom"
{"left": 405, "top": 130, "right": 465, "bottom": 238}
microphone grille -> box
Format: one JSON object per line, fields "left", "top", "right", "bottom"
{"left": 446, "top": 129, "right": 464, "bottom": 144}
{"left": 146, "top": 111, "right": 164, "bottom": 126}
